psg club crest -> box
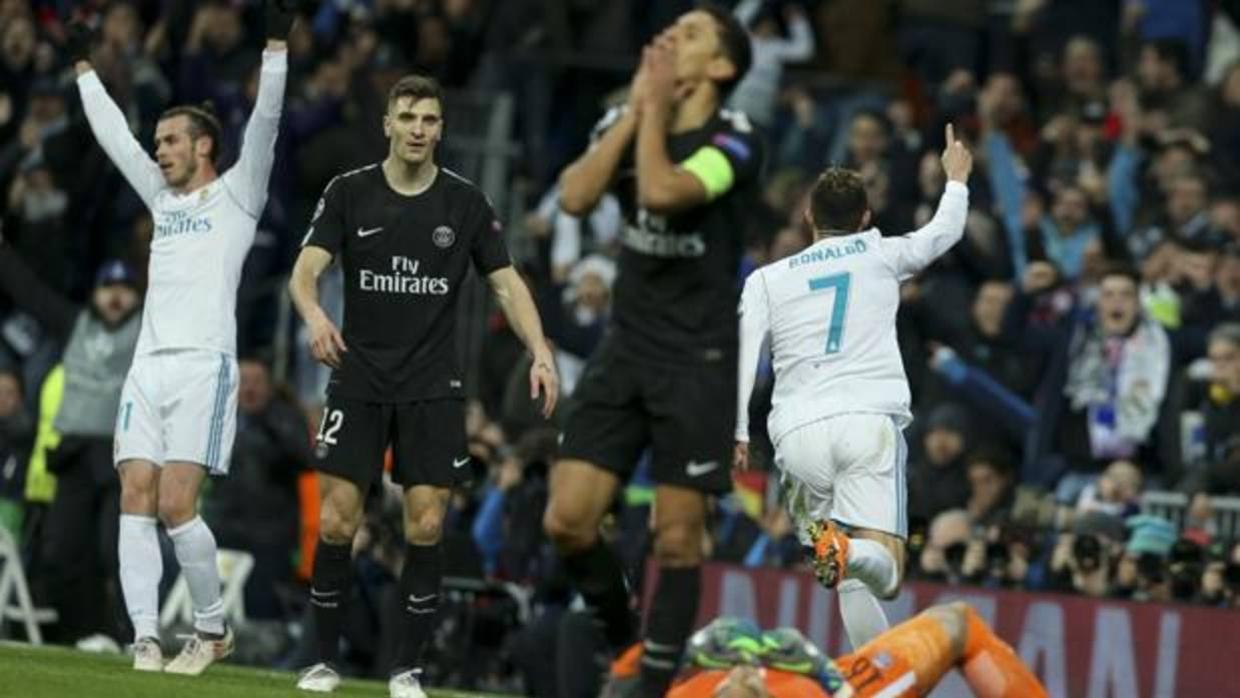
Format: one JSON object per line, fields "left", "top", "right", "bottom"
{"left": 432, "top": 225, "right": 456, "bottom": 248}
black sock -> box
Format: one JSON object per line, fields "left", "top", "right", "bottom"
{"left": 310, "top": 540, "right": 352, "bottom": 665}
{"left": 638, "top": 566, "right": 701, "bottom": 698}
{"left": 392, "top": 542, "right": 443, "bottom": 675}
{"left": 562, "top": 541, "right": 636, "bottom": 651}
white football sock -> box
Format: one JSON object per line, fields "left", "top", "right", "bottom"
{"left": 167, "top": 516, "right": 225, "bottom": 635}
{"left": 846, "top": 538, "right": 899, "bottom": 598}
{"left": 119, "top": 514, "right": 163, "bottom": 641}
{"left": 837, "top": 579, "right": 889, "bottom": 649}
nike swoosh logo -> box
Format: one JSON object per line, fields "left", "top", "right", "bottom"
{"left": 686, "top": 461, "right": 720, "bottom": 477}
{"left": 452, "top": 457, "right": 470, "bottom": 468}
{"left": 357, "top": 226, "right": 383, "bottom": 237}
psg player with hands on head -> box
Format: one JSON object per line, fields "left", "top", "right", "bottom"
{"left": 543, "top": 4, "right": 762, "bottom": 696}
{"left": 289, "top": 74, "right": 558, "bottom": 698}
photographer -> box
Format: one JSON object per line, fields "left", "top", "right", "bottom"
{"left": 1048, "top": 511, "right": 1126, "bottom": 597}
{"left": 1200, "top": 541, "right": 1240, "bottom": 607}
{"left": 1123, "top": 515, "right": 1179, "bottom": 602}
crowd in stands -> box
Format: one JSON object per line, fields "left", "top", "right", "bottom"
{"left": 3, "top": 0, "right": 1240, "bottom": 692}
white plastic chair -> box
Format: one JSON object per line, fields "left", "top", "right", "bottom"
{"left": 0, "top": 526, "right": 57, "bottom": 644}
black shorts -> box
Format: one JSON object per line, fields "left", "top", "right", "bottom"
{"left": 559, "top": 340, "right": 735, "bottom": 494}
{"left": 313, "top": 396, "right": 468, "bottom": 492}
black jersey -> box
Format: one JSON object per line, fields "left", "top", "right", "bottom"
{"left": 595, "top": 107, "right": 764, "bottom": 364}
{"left": 303, "top": 164, "right": 511, "bottom": 401}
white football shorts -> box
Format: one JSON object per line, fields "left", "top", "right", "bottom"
{"left": 114, "top": 349, "right": 238, "bottom": 475}
{"left": 775, "top": 412, "right": 908, "bottom": 541}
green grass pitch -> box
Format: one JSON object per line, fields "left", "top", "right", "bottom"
{"left": 0, "top": 642, "right": 514, "bottom": 698}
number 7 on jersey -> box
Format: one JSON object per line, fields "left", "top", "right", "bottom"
{"left": 808, "top": 272, "right": 851, "bottom": 354}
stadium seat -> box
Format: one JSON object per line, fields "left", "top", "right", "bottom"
{"left": 0, "top": 527, "right": 57, "bottom": 645}
{"left": 159, "top": 549, "right": 255, "bottom": 630}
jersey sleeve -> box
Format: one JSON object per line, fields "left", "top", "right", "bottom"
{"left": 222, "top": 49, "right": 287, "bottom": 218}
{"left": 76, "top": 71, "right": 164, "bottom": 208}
{"left": 469, "top": 191, "right": 512, "bottom": 275}
{"left": 681, "top": 112, "right": 763, "bottom": 201}
{"left": 878, "top": 181, "right": 969, "bottom": 281}
{"left": 736, "top": 270, "right": 772, "bottom": 442}
{"left": 301, "top": 176, "right": 348, "bottom": 257}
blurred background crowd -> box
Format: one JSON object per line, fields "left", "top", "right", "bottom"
{"left": 3, "top": 0, "right": 1240, "bottom": 693}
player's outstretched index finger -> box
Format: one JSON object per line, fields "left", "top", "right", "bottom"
{"left": 945, "top": 123, "right": 955, "bottom": 147}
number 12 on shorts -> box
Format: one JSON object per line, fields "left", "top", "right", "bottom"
{"left": 316, "top": 408, "right": 344, "bottom": 445}
{"left": 808, "top": 272, "right": 851, "bottom": 354}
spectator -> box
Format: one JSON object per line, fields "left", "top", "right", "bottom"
{"left": 542, "top": 255, "right": 613, "bottom": 397}
{"left": 470, "top": 428, "right": 556, "bottom": 582}
{"left": 1208, "top": 62, "right": 1240, "bottom": 182}
{"left": 204, "top": 357, "right": 312, "bottom": 620}
{"left": 1122, "top": 514, "right": 1180, "bottom": 601}
{"left": 1074, "top": 459, "right": 1143, "bottom": 518}
{"left": 524, "top": 186, "right": 621, "bottom": 285}
{"left": 1136, "top": 38, "right": 1211, "bottom": 132}
{"left": 897, "top": 0, "right": 986, "bottom": 90}
{"left": 908, "top": 403, "right": 973, "bottom": 522}
{"left": 1178, "top": 323, "right": 1240, "bottom": 493}
{"left": 1055, "top": 36, "right": 1109, "bottom": 113}
{"left": 179, "top": 1, "right": 259, "bottom": 101}
{"left": 728, "top": 0, "right": 814, "bottom": 128}
{"left": 1217, "top": 244, "right": 1240, "bottom": 320}
{"left": 1008, "top": 263, "right": 1172, "bottom": 494}
{"left": 965, "top": 450, "right": 1015, "bottom": 528}
{"left": 1048, "top": 511, "right": 1126, "bottom": 597}
{"left": 0, "top": 367, "right": 32, "bottom": 537}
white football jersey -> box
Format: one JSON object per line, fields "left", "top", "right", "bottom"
{"left": 736, "top": 182, "right": 969, "bottom": 445}
{"left": 77, "top": 50, "right": 287, "bottom": 357}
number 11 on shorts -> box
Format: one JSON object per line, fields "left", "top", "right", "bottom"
{"left": 809, "top": 272, "right": 851, "bottom": 354}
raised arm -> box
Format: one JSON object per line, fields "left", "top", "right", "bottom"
{"left": 75, "top": 63, "right": 164, "bottom": 208}
{"left": 223, "top": 44, "right": 287, "bottom": 217}
{"left": 734, "top": 271, "right": 771, "bottom": 472}
{"left": 768, "top": 5, "right": 815, "bottom": 62}
{"left": 559, "top": 106, "right": 638, "bottom": 216}
{"left": 880, "top": 125, "right": 973, "bottom": 280}
{"left": 636, "top": 41, "right": 709, "bottom": 213}
{"left": 486, "top": 267, "right": 559, "bottom": 418}
{"left": 0, "top": 231, "right": 79, "bottom": 340}
{"left": 637, "top": 39, "right": 762, "bottom": 214}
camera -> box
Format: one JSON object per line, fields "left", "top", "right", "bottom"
{"left": 1225, "top": 562, "right": 1240, "bottom": 591}
{"left": 1073, "top": 534, "right": 1103, "bottom": 573}
{"left": 1136, "top": 553, "right": 1165, "bottom": 585}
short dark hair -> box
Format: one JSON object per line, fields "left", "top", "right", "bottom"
{"left": 697, "top": 2, "right": 752, "bottom": 97}
{"left": 809, "top": 167, "right": 869, "bottom": 233}
{"left": 387, "top": 74, "right": 443, "bottom": 112}
{"left": 159, "top": 103, "right": 222, "bottom": 166}
{"left": 1100, "top": 261, "right": 1141, "bottom": 288}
